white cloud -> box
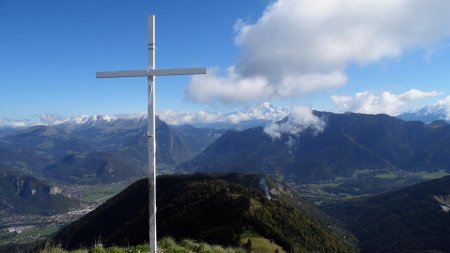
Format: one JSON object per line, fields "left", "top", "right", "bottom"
{"left": 188, "top": 0, "right": 450, "bottom": 104}
{"left": 38, "top": 114, "right": 69, "bottom": 125}
{"left": 436, "top": 96, "right": 450, "bottom": 119}
{"left": 332, "top": 89, "right": 442, "bottom": 115}
{"left": 0, "top": 118, "right": 33, "bottom": 128}
{"left": 277, "top": 72, "right": 348, "bottom": 97}
{"left": 157, "top": 110, "right": 224, "bottom": 125}
{"left": 264, "top": 106, "right": 325, "bottom": 140}
{"left": 187, "top": 68, "right": 274, "bottom": 104}
{"left": 400, "top": 89, "right": 442, "bottom": 100}
{"left": 435, "top": 96, "right": 450, "bottom": 107}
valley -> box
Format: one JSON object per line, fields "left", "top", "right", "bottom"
{"left": 0, "top": 116, "right": 223, "bottom": 249}
{"left": 0, "top": 181, "right": 130, "bottom": 247}
{"left": 294, "top": 169, "right": 449, "bottom": 204}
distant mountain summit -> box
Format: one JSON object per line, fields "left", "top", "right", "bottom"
{"left": 226, "top": 102, "right": 291, "bottom": 123}
{"left": 183, "top": 102, "right": 292, "bottom": 130}
{"left": 398, "top": 105, "right": 449, "bottom": 123}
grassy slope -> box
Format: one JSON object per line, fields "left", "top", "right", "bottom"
{"left": 38, "top": 238, "right": 245, "bottom": 253}
{"left": 240, "top": 231, "right": 286, "bottom": 253}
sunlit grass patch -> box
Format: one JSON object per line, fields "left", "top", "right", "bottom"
{"left": 240, "top": 232, "right": 286, "bottom": 253}
{"left": 374, "top": 172, "right": 399, "bottom": 179}
{"left": 420, "top": 170, "right": 450, "bottom": 180}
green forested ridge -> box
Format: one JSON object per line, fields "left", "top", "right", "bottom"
{"left": 52, "top": 174, "right": 354, "bottom": 253}
{"left": 324, "top": 175, "right": 450, "bottom": 253}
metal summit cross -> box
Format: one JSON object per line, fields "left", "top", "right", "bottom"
{"left": 96, "top": 15, "right": 207, "bottom": 253}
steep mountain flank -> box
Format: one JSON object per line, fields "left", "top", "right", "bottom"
{"left": 179, "top": 112, "right": 450, "bottom": 182}
{"left": 324, "top": 175, "right": 450, "bottom": 253}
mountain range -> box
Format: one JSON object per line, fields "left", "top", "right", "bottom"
{"left": 2, "top": 102, "right": 449, "bottom": 130}
{"left": 0, "top": 103, "right": 290, "bottom": 130}
{"left": 4, "top": 108, "right": 450, "bottom": 186}
{"left": 179, "top": 111, "right": 450, "bottom": 183}
{"left": 0, "top": 117, "right": 223, "bottom": 184}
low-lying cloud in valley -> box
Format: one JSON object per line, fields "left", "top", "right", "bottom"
{"left": 187, "top": 0, "right": 450, "bottom": 104}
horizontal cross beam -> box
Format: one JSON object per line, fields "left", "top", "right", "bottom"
{"left": 96, "top": 67, "right": 207, "bottom": 78}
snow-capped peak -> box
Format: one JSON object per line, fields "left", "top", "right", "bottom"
{"left": 1, "top": 103, "right": 290, "bottom": 129}
{"left": 0, "top": 113, "right": 147, "bottom": 128}
{"left": 158, "top": 102, "right": 292, "bottom": 126}
{"left": 225, "top": 103, "right": 291, "bottom": 124}
{"left": 398, "top": 104, "right": 450, "bottom": 123}
{"left": 40, "top": 114, "right": 120, "bottom": 126}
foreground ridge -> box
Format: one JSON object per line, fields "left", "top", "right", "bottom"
{"left": 51, "top": 173, "right": 355, "bottom": 253}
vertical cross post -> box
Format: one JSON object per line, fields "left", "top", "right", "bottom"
{"left": 148, "top": 15, "right": 157, "bottom": 253}
{"left": 95, "top": 15, "right": 206, "bottom": 253}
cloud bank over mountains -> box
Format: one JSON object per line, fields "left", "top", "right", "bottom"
{"left": 0, "top": 103, "right": 291, "bottom": 128}
{"left": 3, "top": 97, "right": 450, "bottom": 129}
{"left": 331, "top": 89, "right": 442, "bottom": 115}
{"left": 187, "top": 0, "right": 450, "bottom": 104}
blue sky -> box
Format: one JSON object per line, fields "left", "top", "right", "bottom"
{"left": 2, "top": 0, "right": 450, "bottom": 121}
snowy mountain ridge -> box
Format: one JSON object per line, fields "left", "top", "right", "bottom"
{"left": 0, "top": 103, "right": 291, "bottom": 128}
{"left": 397, "top": 104, "right": 449, "bottom": 123}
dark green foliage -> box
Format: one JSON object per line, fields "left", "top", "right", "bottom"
{"left": 179, "top": 112, "right": 450, "bottom": 182}
{"left": 0, "top": 172, "right": 79, "bottom": 215}
{"left": 0, "top": 241, "right": 38, "bottom": 253}
{"left": 243, "top": 238, "right": 252, "bottom": 251}
{"left": 53, "top": 174, "right": 354, "bottom": 253}
{"left": 324, "top": 175, "right": 450, "bottom": 253}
